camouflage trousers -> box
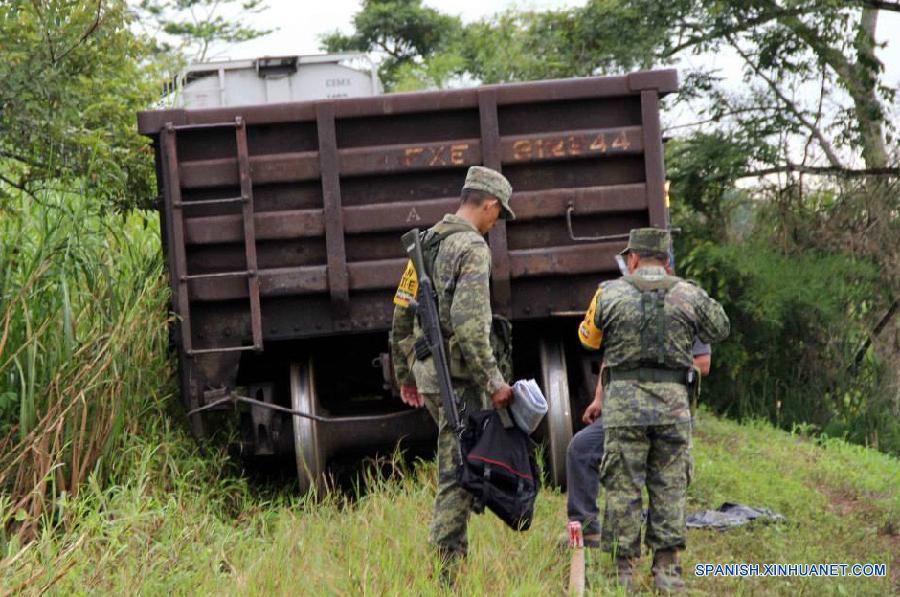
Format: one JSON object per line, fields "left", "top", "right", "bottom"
{"left": 422, "top": 385, "right": 488, "bottom": 557}
{"left": 600, "top": 422, "right": 692, "bottom": 558}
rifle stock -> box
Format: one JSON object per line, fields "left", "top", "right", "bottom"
{"left": 401, "top": 230, "right": 465, "bottom": 455}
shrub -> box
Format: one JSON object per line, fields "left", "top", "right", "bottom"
{"left": 0, "top": 191, "right": 172, "bottom": 539}
{"left": 681, "top": 241, "right": 896, "bottom": 454}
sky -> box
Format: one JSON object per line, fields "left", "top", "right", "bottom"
{"left": 215, "top": 0, "right": 900, "bottom": 91}
{"left": 214, "top": 1, "right": 587, "bottom": 60}
{"left": 198, "top": 0, "right": 900, "bottom": 157}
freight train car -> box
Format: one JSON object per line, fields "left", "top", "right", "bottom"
{"left": 138, "top": 69, "right": 678, "bottom": 491}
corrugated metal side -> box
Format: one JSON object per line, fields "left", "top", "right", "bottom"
{"left": 179, "top": 62, "right": 378, "bottom": 109}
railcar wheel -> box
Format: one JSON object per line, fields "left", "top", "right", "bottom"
{"left": 290, "top": 358, "right": 326, "bottom": 494}
{"left": 539, "top": 338, "right": 573, "bottom": 488}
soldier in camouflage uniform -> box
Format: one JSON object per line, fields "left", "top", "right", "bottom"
{"left": 577, "top": 228, "right": 729, "bottom": 593}
{"left": 390, "top": 166, "right": 515, "bottom": 571}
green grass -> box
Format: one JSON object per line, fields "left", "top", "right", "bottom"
{"left": 0, "top": 410, "right": 896, "bottom": 595}
{"left": 0, "top": 190, "right": 895, "bottom": 595}
{"left": 0, "top": 190, "right": 170, "bottom": 538}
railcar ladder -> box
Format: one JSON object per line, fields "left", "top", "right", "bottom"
{"left": 161, "top": 117, "right": 263, "bottom": 356}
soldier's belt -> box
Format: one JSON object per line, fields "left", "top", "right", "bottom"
{"left": 608, "top": 367, "right": 688, "bottom": 384}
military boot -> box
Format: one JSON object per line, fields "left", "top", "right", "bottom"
{"left": 651, "top": 549, "right": 685, "bottom": 593}
{"left": 615, "top": 556, "right": 637, "bottom": 592}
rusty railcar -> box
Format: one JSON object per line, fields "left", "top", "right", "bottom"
{"left": 138, "top": 69, "right": 678, "bottom": 490}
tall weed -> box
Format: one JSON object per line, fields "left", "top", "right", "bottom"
{"left": 682, "top": 242, "right": 897, "bottom": 453}
{"left": 0, "top": 191, "right": 171, "bottom": 540}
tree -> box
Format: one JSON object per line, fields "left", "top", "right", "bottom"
{"left": 615, "top": 0, "right": 897, "bottom": 175}
{"left": 328, "top": 0, "right": 898, "bottom": 177}
{"left": 0, "top": 0, "right": 160, "bottom": 209}
{"left": 320, "top": 0, "right": 462, "bottom": 90}
{"left": 136, "top": 0, "right": 273, "bottom": 62}
{"left": 0, "top": 0, "right": 275, "bottom": 210}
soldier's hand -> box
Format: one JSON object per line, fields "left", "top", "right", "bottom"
{"left": 582, "top": 400, "right": 602, "bottom": 425}
{"left": 490, "top": 384, "right": 514, "bottom": 409}
{"left": 400, "top": 384, "right": 423, "bottom": 408}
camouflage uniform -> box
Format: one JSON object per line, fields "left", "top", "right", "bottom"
{"left": 390, "top": 166, "right": 513, "bottom": 558}
{"left": 577, "top": 229, "right": 729, "bottom": 560}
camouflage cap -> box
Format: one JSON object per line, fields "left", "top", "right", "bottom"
{"left": 463, "top": 166, "right": 515, "bottom": 220}
{"left": 619, "top": 227, "right": 671, "bottom": 256}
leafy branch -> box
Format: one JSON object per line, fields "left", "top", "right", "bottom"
{"left": 739, "top": 164, "right": 900, "bottom": 178}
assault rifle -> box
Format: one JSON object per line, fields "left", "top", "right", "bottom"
{"left": 401, "top": 229, "right": 464, "bottom": 461}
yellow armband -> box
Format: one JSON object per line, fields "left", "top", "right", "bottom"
{"left": 393, "top": 260, "right": 419, "bottom": 308}
{"left": 578, "top": 287, "right": 603, "bottom": 350}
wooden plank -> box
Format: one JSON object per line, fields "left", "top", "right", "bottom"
{"left": 511, "top": 184, "right": 647, "bottom": 219}
{"left": 343, "top": 197, "right": 457, "bottom": 234}
{"left": 508, "top": 243, "right": 624, "bottom": 277}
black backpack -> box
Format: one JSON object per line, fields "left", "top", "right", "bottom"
{"left": 457, "top": 408, "right": 540, "bottom": 531}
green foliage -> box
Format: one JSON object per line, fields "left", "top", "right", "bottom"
{"left": 137, "top": 0, "right": 273, "bottom": 61}
{"left": 459, "top": 11, "right": 579, "bottom": 84}
{"left": 460, "top": 2, "right": 668, "bottom": 84}
{"left": 0, "top": 190, "right": 172, "bottom": 537}
{"left": 0, "top": 0, "right": 162, "bottom": 210}
{"left": 681, "top": 241, "right": 897, "bottom": 453}
{"left": 328, "top": 0, "right": 898, "bottom": 173}
{"left": 638, "top": 0, "right": 895, "bottom": 169}
{"left": 1, "top": 1, "right": 276, "bottom": 210}
{"left": 392, "top": 52, "right": 467, "bottom": 92}
{"left": 667, "top": 131, "right": 758, "bottom": 243}
{"left": 0, "top": 412, "right": 895, "bottom": 594}
{"left": 666, "top": 130, "right": 897, "bottom": 456}
{"left": 320, "top": 0, "right": 462, "bottom": 90}
{"left": 320, "top": 0, "right": 670, "bottom": 90}
{"left": 545, "top": 0, "right": 896, "bottom": 170}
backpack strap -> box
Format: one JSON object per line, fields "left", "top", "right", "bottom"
{"left": 621, "top": 274, "right": 680, "bottom": 292}
{"left": 655, "top": 288, "right": 666, "bottom": 365}
{"left": 420, "top": 221, "right": 475, "bottom": 279}
{"left": 623, "top": 274, "right": 680, "bottom": 366}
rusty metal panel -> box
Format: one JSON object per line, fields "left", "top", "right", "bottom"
{"left": 641, "top": 90, "right": 668, "bottom": 228}
{"left": 316, "top": 103, "right": 351, "bottom": 321}
{"left": 139, "top": 69, "right": 677, "bottom": 347}
{"left": 478, "top": 89, "right": 511, "bottom": 317}
{"left": 234, "top": 118, "right": 264, "bottom": 350}
{"left": 161, "top": 125, "right": 194, "bottom": 354}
